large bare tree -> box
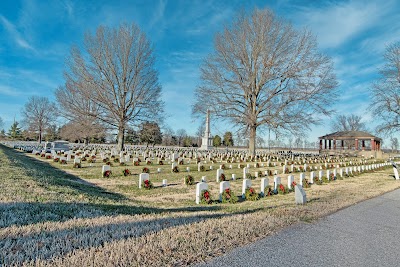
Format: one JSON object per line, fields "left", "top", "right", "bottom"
{"left": 370, "top": 42, "right": 400, "bottom": 135}
{"left": 21, "top": 96, "right": 58, "bottom": 143}
{"left": 60, "top": 23, "right": 164, "bottom": 151}
{"left": 193, "top": 9, "right": 338, "bottom": 156}
{"left": 330, "top": 114, "right": 367, "bottom": 132}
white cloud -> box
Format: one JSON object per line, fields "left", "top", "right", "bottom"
{"left": 299, "top": 0, "right": 392, "bottom": 49}
{"left": 0, "top": 15, "right": 35, "bottom": 51}
{"left": 0, "top": 85, "right": 21, "bottom": 97}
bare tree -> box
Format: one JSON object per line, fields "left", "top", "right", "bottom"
{"left": 370, "top": 42, "right": 400, "bottom": 135}
{"left": 390, "top": 136, "right": 399, "bottom": 153}
{"left": 330, "top": 114, "right": 367, "bottom": 132}
{"left": 0, "top": 116, "right": 3, "bottom": 131}
{"left": 59, "top": 121, "right": 106, "bottom": 144}
{"left": 56, "top": 79, "right": 106, "bottom": 145}
{"left": 193, "top": 9, "right": 337, "bottom": 156}
{"left": 162, "top": 127, "right": 175, "bottom": 146}
{"left": 21, "top": 96, "right": 58, "bottom": 143}
{"left": 176, "top": 129, "right": 187, "bottom": 147}
{"left": 59, "top": 23, "right": 164, "bottom": 151}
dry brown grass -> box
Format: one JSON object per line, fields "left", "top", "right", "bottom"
{"left": 0, "top": 145, "right": 398, "bottom": 266}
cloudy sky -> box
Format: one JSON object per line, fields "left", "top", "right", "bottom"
{"left": 0, "top": 0, "right": 399, "bottom": 146}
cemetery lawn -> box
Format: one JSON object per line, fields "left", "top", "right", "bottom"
{"left": 1, "top": 144, "right": 399, "bottom": 266}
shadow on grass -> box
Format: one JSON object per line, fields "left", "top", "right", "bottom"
{"left": 0, "top": 201, "right": 263, "bottom": 265}
{"left": 0, "top": 144, "right": 127, "bottom": 202}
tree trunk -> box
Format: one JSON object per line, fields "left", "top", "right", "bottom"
{"left": 249, "top": 125, "right": 257, "bottom": 157}
{"left": 84, "top": 137, "right": 89, "bottom": 145}
{"left": 117, "top": 125, "right": 125, "bottom": 152}
{"left": 38, "top": 128, "right": 42, "bottom": 144}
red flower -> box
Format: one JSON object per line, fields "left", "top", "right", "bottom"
{"left": 204, "top": 191, "right": 210, "bottom": 199}
{"left": 249, "top": 188, "right": 254, "bottom": 194}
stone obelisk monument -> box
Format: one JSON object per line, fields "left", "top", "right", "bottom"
{"left": 200, "top": 109, "right": 213, "bottom": 150}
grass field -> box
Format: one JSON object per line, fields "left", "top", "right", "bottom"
{"left": 1, "top": 144, "right": 399, "bottom": 266}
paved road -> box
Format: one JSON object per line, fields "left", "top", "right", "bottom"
{"left": 196, "top": 189, "right": 400, "bottom": 267}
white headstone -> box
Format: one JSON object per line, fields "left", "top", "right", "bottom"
{"left": 393, "top": 164, "right": 399, "bottom": 180}
{"left": 288, "top": 175, "right": 294, "bottom": 189}
{"left": 162, "top": 179, "right": 167, "bottom": 187}
{"left": 219, "top": 181, "right": 230, "bottom": 201}
{"left": 310, "top": 171, "right": 315, "bottom": 184}
{"left": 295, "top": 185, "right": 307, "bottom": 204}
{"left": 139, "top": 173, "right": 150, "bottom": 189}
{"left": 299, "top": 173, "right": 305, "bottom": 186}
{"left": 243, "top": 167, "right": 249, "bottom": 179}
{"left": 274, "top": 176, "right": 281, "bottom": 191}
{"left": 260, "top": 178, "right": 269, "bottom": 196}
{"left": 216, "top": 168, "right": 224, "bottom": 182}
{"left": 242, "top": 179, "right": 252, "bottom": 199}
{"left": 196, "top": 182, "right": 209, "bottom": 204}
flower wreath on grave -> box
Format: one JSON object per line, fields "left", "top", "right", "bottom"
{"left": 134, "top": 161, "right": 140, "bottom": 166}
{"left": 221, "top": 188, "right": 238, "bottom": 203}
{"left": 314, "top": 177, "right": 323, "bottom": 185}
{"left": 278, "top": 184, "right": 288, "bottom": 195}
{"left": 46, "top": 155, "right": 52, "bottom": 159}
{"left": 257, "top": 171, "right": 263, "bottom": 178}
{"left": 122, "top": 169, "right": 130, "bottom": 176}
{"left": 303, "top": 179, "right": 311, "bottom": 188}
{"left": 81, "top": 157, "right": 87, "bottom": 162}
{"left": 172, "top": 166, "right": 179, "bottom": 173}
{"left": 264, "top": 185, "right": 273, "bottom": 197}
{"left": 142, "top": 179, "right": 153, "bottom": 190}
{"left": 53, "top": 158, "right": 59, "bottom": 162}
{"left": 220, "top": 173, "right": 227, "bottom": 181}
{"left": 245, "top": 187, "right": 259, "bottom": 201}
{"left": 113, "top": 158, "right": 119, "bottom": 163}
{"left": 200, "top": 189, "right": 212, "bottom": 204}
{"left": 106, "top": 161, "right": 113, "bottom": 166}
{"left": 267, "top": 170, "right": 273, "bottom": 176}
{"left": 73, "top": 162, "right": 81, "bottom": 168}
{"left": 103, "top": 158, "right": 109, "bottom": 163}
{"left": 239, "top": 164, "right": 244, "bottom": 168}
{"left": 142, "top": 167, "right": 150, "bottom": 174}
{"left": 199, "top": 165, "right": 205, "bottom": 172}
{"left": 184, "top": 175, "right": 194, "bottom": 185}
{"left": 119, "top": 162, "right": 126, "bottom": 166}
{"left": 179, "top": 160, "right": 184, "bottom": 165}
{"left": 246, "top": 173, "right": 255, "bottom": 180}
{"left": 103, "top": 170, "right": 112, "bottom": 178}
{"left": 221, "top": 164, "right": 226, "bottom": 170}
{"left": 321, "top": 176, "right": 329, "bottom": 183}
{"left": 147, "top": 160, "right": 152, "bottom": 165}
{"left": 284, "top": 168, "right": 290, "bottom": 174}
{"left": 255, "top": 163, "right": 260, "bottom": 168}
{"left": 290, "top": 181, "right": 297, "bottom": 192}
{"left": 60, "top": 159, "right": 67, "bottom": 165}
{"left": 159, "top": 160, "right": 164, "bottom": 165}
{"left": 329, "top": 173, "right": 336, "bottom": 181}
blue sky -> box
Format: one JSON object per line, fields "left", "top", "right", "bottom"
{"left": 0, "top": 0, "right": 399, "bottom": 146}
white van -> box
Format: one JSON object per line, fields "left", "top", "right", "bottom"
{"left": 44, "top": 140, "right": 70, "bottom": 153}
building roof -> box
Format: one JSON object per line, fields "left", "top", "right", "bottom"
{"left": 318, "top": 131, "right": 382, "bottom": 141}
